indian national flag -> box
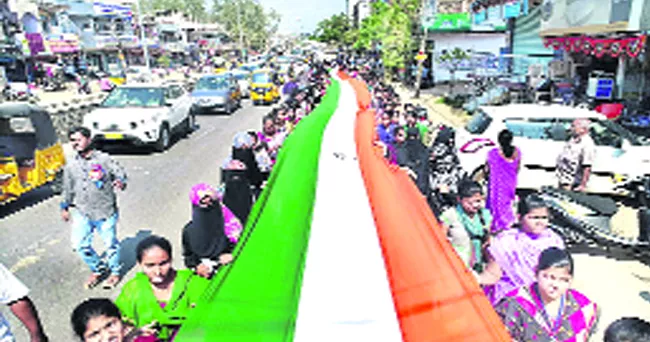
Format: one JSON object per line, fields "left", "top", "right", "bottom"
{"left": 176, "top": 73, "right": 511, "bottom": 341}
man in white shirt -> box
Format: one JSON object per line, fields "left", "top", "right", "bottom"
{"left": 0, "top": 263, "right": 48, "bottom": 342}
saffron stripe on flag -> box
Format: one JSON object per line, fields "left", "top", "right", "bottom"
{"left": 350, "top": 78, "right": 512, "bottom": 341}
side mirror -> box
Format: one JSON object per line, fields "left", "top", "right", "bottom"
{"left": 164, "top": 101, "right": 173, "bottom": 107}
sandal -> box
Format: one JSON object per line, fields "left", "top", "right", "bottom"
{"left": 84, "top": 273, "right": 104, "bottom": 290}
{"left": 102, "top": 274, "right": 121, "bottom": 290}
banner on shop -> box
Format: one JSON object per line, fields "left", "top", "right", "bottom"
{"left": 46, "top": 33, "right": 80, "bottom": 53}
{"left": 543, "top": 35, "right": 646, "bottom": 59}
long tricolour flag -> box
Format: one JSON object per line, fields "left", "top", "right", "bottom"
{"left": 176, "top": 73, "right": 511, "bottom": 341}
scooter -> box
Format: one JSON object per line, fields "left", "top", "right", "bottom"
{"left": 539, "top": 176, "right": 650, "bottom": 257}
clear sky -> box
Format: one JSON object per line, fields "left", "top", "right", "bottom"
{"left": 260, "top": 0, "right": 347, "bottom": 34}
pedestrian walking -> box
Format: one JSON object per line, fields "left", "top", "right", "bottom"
{"left": 61, "top": 126, "right": 127, "bottom": 290}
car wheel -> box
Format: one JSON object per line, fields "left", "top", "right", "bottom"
{"left": 184, "top": 114, "right": 195, "bottom": 136}
{"left": 155, "top": 124, "right": 170, "bottom": 152}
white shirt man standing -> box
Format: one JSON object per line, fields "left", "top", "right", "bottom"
{"left": 556, "top": 118, "right": 596, "bottom": 192}
{"left": 0, "top": 263, "right": 49, "bottom": 342}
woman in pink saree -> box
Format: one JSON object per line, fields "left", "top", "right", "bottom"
{"left": 486, "top": 129, "right": 521, "bottom": 233}
{"left": 478, "top": 193, "right": 565, "bottom": 305}
{"left": 495, "top": 247, "right": 598, "bottom": 342}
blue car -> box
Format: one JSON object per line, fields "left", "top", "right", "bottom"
{"left": 190, "top": 73, "right": 242, "bottom": 115}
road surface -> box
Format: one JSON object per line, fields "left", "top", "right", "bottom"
{"left": 0, "top": 99, "right": 269, "bottom": 341}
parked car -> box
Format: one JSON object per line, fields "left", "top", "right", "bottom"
{"left": 458, "top": 103, "right": 650, "bottom": 195}
{"left": 191, "top": 73, "right": 242, "bottom": 114}
{"left": 231, "top": 70, "right": 251, "bottom": 98}
{"left": 83, "top": 82, "right": 194, "bottom": 152}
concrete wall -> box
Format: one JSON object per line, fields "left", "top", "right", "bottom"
{"left": 430, "top": 32, "right": 507, "bottom": 82}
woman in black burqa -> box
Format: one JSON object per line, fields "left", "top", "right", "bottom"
{"left": 222, "top": 132, "right": 264, "bottom": 224}
{"left": 396, "top": 127, "right": 430, "bottom": 196}
{"left": 183, "top": 183, "right": 235, "bottom": 279}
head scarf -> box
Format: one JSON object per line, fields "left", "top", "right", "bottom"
{"left": 223, "top": 169, "right": 253, "bottom": 225}
{"left": 231, "top": 132, "right": 263, "bottom": 187}
{"left": 187, "top": 183, "right": 230, "bottom": 258}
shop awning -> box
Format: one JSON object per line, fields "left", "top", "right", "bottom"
{"left": 540, "top": 21, "right": 632, "bottom": 37}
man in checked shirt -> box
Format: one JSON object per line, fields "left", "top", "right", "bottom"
{"left": 60, "top": 126, "right": 127, "bottom": 290}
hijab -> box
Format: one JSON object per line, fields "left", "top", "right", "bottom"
{"left": 231, "top": 132, "right": 263, "bottom": 187}
{"left": 223, "top": 169, "right": 253, "bottom": 225}
{"left": 187, "top": 184, "right": 230, "bottom": 258}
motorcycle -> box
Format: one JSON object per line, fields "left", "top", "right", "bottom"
{"left": 539, "top": 176, "right": 650, "bottom": 257}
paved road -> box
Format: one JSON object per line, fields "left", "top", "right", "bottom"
{"left": 0, "top": 100, "right": 270, "bottom": 341}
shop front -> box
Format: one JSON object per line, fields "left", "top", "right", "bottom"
{"left": 538, "top": 0, "right": 641, "bottom": 102}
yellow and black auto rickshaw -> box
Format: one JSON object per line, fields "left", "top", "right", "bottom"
{"left": 0, "top": 103, "right": 65, "bottom": 205}
{"left": 250, "top": 68, "right": 280, "bottom": 105}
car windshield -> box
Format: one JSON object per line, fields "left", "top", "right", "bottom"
{"left": 234, "top": 73, "right": 248, "bottom": 81}
{"left": 195, "top": 77, "right": 228, "bottom": 90}
{"left": 252, "top": 73, "right": 270, "bottom": 83}
{"left": 465, "top": 109, "right": 493, "bottom": 134}
{"left": 0, "top": 117, "right": 35, "bottom": 135}
{"left": 101, "top": 87, "right": 164, "bottom": 108}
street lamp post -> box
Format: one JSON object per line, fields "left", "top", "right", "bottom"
{"left": 414, "top": 0, "right": 432, "bottom": 99}
{"left": 236, "top": 0, "right": 245, "bottom": 60}
{"left": 135, "top": 0, "right": 150, "bottom": 70}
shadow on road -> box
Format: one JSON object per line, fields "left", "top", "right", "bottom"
{"left": 118, "top": 229, "right": 153, "bottom": 277}
{"left": 0, "top": 187, "right": 56, "bottom": 219}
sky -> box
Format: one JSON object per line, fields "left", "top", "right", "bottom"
{"left": 259, "top": 0, "right": 347, "bottom": 34}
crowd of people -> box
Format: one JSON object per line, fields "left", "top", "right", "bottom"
{"left": 1, "top": 57, "right": 649, "bottom": 342}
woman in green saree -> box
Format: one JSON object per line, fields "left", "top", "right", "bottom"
{"left": 115, "top": 235, "right": 209, "bottom": 341}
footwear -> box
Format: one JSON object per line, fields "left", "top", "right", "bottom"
{"left": 102, "top": 274, "right": 121, "bottom": 290}
{"left": 84, "top": 273, "right": 104, "bottom": 289}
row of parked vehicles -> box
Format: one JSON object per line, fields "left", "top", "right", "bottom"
{"left": 0, "top": 55, "right": 306, "bottom": 207}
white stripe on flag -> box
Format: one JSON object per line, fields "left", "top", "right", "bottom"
{"left": 293, "top": 81, "right": 402, "bottom": 341}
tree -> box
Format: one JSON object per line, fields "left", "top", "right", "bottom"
{"left": 211, "top": 0, "right": 281, "bottom": 53}
{"left": 142, "top": 0, "right": 206, "bottom": 22}
{"left": 438, "top": 47, "right": 470, "bottom": 94}
{"left": 355, "top": 1, "right": 414, "bottom": 79}
{"left": 312, "top": 13, "right": 357, "bottom": 47}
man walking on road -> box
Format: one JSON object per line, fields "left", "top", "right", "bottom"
{"left": 61, "top": 126, "right": 127, "bottom": 290}
{"left": 0, "top": 262, "right": 49, "bottom": 342}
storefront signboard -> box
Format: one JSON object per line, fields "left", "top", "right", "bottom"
{"left": 428, "top": 13, "right": 472, "bottom": 31}
{"left": 46, "top": 34, "right": 80, "bottom": 53}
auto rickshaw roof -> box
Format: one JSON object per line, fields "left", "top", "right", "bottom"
{"left": 0, "top": 102, "right": 59, "bottom": 148}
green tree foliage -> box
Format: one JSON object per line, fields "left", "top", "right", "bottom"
{"left": 355, "top": 0, "right": 416, "bottom": 77}
{"left": 312, "top": 13, "right": 357, "bottom": 47}
{"left": 142, "top": 0, "right": 205, "bottom": 22}
{"left": 211, "top": 0, "right": 281, "bottom": 52}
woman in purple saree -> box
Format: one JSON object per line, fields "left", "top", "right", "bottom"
{"left": 477, "top": 194, "right": 565, "bottom": 305}
{"left": 486, "top": 129, "right": 521, "bottom": 233}
{"left": 495, "top": 247, "right": 598, "bottom": 342}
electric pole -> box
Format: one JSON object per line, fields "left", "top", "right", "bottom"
{"left": 236, "top": 0, "right": 245, "bottom": 61}
{"left": 414, "top": 0, "right": 432, "bottom": 98}
{"left": 135, "top": 0, "right": 150, "bottom": 70}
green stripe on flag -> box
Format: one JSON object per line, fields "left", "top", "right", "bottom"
{"left": 176, "top": 80, "right": 342, "bottom": 342}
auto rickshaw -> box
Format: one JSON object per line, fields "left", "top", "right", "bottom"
{"left": 250, "top": 68, "right": 280, "bottom": 105}
{"left": 0, "top": 103, "right": 65, "bottom": 205}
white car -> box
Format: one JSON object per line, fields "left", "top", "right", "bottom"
{"left": 457, "top": 104, "right": 650, "bottom": 194}
{"left": 83, "top": 82, "right": 194, "bottom": 152}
